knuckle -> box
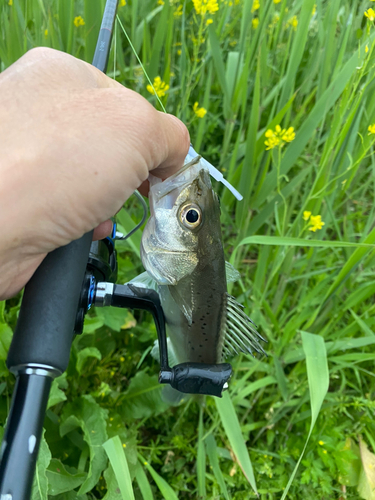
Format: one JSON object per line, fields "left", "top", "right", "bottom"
{"left": 24, "top": 46, "right": 55, "bottom": 63}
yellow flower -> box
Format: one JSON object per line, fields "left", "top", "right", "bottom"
{"left": 303, "top": 211, "right": 311, "bottom": 221}
{"left": 368, "top": 124, "right": 375, "bottom": 134}
{"left": 206, "top": 18, "right": 213, "bottom": 25}
{"left": 365, "top": 8, "right": 375, "bottom": 22}
{"left": 319, "top": 440, "right": 324, "bottom": 445}
{"left": 147, "top": 76, "right": 169, "bottom": 97}
{"left": 251, "top": 0, "right": 260, "bottom": 13}
{"left": 323, "top": 450, "right": 327, "bottom": 454}
{"left": 273, "top": 0, "right": 281, "bottom": 3}
{"left": 312, "top": 4, "right": 317, "bottom": 15}
{"left": 309, "top": 215, "right": 325, "bottom": 232}
{"left": 288, "top": 15, "right": 298, "bottom": 30}
{"left": 193, "top": 0, "right": 219, "bottom": 15}
{"left": 177, "top": 49, "right": 182, "bottom": 55}
{"left": 120, "top": 0, "right": 126, "bottom": 5}
{"left": 264, "top": 124, "right": 296, "bottom": 150}
{"left": 252, "top": 18, "right": 259, "bottom": 29}
{"left": 193, "top": 102, "right": 207, "bottom": 118}
{"left": 282, "top": 127, "right": 296, "bottom": 142}
{"left": 174, "top": 5, "right": 183, "bottom": 16}
{"left": 8, "top": 0, "right": 13, "bottom": 5}
{"left": 366, "top": 45, "right": 369, "bottom": 53}
{"left": 44, "top": 29, "right": 48, "bottom": 38}
{"left": 158, "top": 0, "right": 164, "bottom": 4}
{"left": 264, "top": 130, "right": 281, "bottom": 150}
{"left": 73, "top": 16, "right": 85, "bottom": 27}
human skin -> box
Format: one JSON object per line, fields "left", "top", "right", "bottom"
{"left": 0, "top": 47, "right": 190, "bottom": 300}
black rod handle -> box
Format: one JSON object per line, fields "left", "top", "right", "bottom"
{"left": 7, "top": 232, "right": 93, "bottom": 372}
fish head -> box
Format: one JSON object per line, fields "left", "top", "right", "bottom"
{"left": 141, "top": 157, "right": 221, "bottom": 285}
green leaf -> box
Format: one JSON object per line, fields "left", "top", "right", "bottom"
{"left": 106, "top": 414, "right": 138, "bottom": 479}
{"left": 205, "top": 434, "right": 231, "bottom": 500}
{"left": 215, "top": 391, "right": 257, "bottom": 493}
{"left": 96, "top": 307, "right": 136, "bottom": 333}
{"left": 197, "top": 408, "right": 206, "bottom": 499}
{"left": 323, "top": 226, "right": 375, "bottom": 302}
{"left": 116, "top": 209, "right": 142, "bottom": 259}
{"left": 138, "top": 455, "right": 178, "bottom": 500}
{"left": 358, "top": 437, "right": 375, "bottom": 500}
{"left": 82, "top": 314, "right": 105, "bottom": 334}
{"left": 135, "top": 463, "right": 154, "bottom": 500}
{"left": 281, "top": 332, "right": 329, "bottom": 499}
{"left": 233, "top": 375, "right": 277, "bottom": 403}
{"left": 0, "top": 301, "right": 6, "bottom": 323}
{"left": 52, "top": 493, "right": 87, "bottom": 500}
{"left": 47, "top": 459, "right": 86, "bottom": 496}
{"left": 103, "top": 465, "right": 122, "bottom": 500}
{"left": 103, "top": 435, "right": 135, "bottom": 500}
{"left": 337, "top": 438, "right": 361, "bottom": 487}
{"left": 236, "top": 235, "right": 375, "bottom": 249}
{"left": 120, "top": 370, "right": 168, "bottom": 420}
{"left": 76, "top": 347, "right": 102, "bottom": 375}
{"left": 31, "top": 431, "right": 51, "bottom": 500}
{"left": 0, "top": 322, "right": 13, "bottom": 361}
{"left": 60, "top": 396, "right": 108, "bottom": 494}
{"left": 208, "top": 24, "right": 230, "bottom": 118}
{"left": 47, "top": 378, "right": 67, "bottom": 409}
{"left": 254, "top": 32, "right": 375, "bottom": 209}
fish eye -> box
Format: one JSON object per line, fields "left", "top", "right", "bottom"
{"left": 179, "top": 203, "right": 202, "bottom": 229}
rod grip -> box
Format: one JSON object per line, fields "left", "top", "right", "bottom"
{"left": 7, "top": 232, "right": 93, "bottom": 373}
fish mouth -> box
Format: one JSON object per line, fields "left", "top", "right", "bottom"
{"left": 148, "top": 156, "right": 208, "bottom": 202}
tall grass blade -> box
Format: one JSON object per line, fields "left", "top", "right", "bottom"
{"left": 197, "top": 407, "right": 206, "bottom": 499}
{"left": 280, "top": 332, "right": 329, "bottom": 499}
{"left": 236, "top": 235, "right": 375, "bottom": 249}
{"left": 215, "top": 391, "right": 257, "bottom": 493}
{"left": 103, "top": 435, "right": 135, "bottom": 500}
{"left": 205, "top": 434, "right": 231, "bottom": 500}
{"left": 138, "top": 455, "right": 178, "bottom": 500}
{"left": 254, "top": 35, "right": 375, "bottom": 209}
{"left": 135, "top": 465, "right": 154, "bottom": 500}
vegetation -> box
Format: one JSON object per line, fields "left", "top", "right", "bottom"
{"left": 1, "top": 0, "right": 375, "bottom": 498}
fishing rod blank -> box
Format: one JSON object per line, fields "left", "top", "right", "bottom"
{"left": 0, "top": 2, "right": 119, "bottom": 499}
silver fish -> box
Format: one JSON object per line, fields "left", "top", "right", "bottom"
{"left": 140, "top": 156, "right": 265, "bottom": 365}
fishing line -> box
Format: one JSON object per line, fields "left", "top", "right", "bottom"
{"left": 116, "top": 14, "right": 167, "bottom": 113}
{"left": 111, "top": 15, "right": 153, "bottom": 241}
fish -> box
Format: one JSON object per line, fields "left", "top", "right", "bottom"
{"left": 138, "top": 155, "right": 266, "bottom": 366}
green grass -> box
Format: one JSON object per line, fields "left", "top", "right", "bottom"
{"left": 2, "top": 0, "right": 375, "bottom": 498}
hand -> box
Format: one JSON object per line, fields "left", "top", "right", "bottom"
{"left": 0, "top": 47, "right": 190, "bottom": 300}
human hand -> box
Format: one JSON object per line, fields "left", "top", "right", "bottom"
{"left": 0, "top": 47, "right": 190, "bottom": 300}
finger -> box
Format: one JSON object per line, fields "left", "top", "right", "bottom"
{"left": 150, "top": 112, "right": 190, "bottom": 179}
{"left": 93, "top": 219, "right": 113, "bottom": 241}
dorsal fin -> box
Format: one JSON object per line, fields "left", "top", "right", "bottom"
{"left": 222, "top": 294, "right": 267, "bottom": 359}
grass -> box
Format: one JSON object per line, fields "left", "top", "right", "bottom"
{"left": 1, "top": 0, "right": 375, "bottom": 498}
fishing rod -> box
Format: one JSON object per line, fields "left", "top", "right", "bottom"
{"left": 0, "top": 3, "right": 234, "bottom": 498}
{"left": 0, "top": 2, "right": 119, "bottom": 498}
